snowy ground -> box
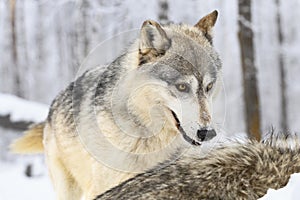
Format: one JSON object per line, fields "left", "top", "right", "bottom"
{"left": 259, "top": 173, "right": 300, "bottom": 200}
{"left": 0, "top": 128, "right": 54, "bottom": 200}
{"left": 0, "top": 162, "right": 55, "bottom": 200}
{"left": 0, "top": 126, "right": 54, "bottom": 200}
{"left": 0, "top": 93, "right": 53, "bottom": 199}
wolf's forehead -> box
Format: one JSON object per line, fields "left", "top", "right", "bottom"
{"left": 148, "top": 59, "right": 216, "bottom": 86}
{"left": 166, "top": 34, "right": 219, "bottom": 79}
{"left": 161, "top": 52, "right": 217, "bottom": 80}
{"left": 166, "top": 24, "right": 208, "bottom": 45}
{"left": 145, "top": 27, "right": 220, "bottom": 82}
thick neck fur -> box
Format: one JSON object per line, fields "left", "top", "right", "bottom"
{"left": 74, "top": 44, "right": 186, "bottom": 173}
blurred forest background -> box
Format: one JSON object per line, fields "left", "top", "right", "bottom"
{"left": 0, "top": 0, "right": 300, "bottom": 198}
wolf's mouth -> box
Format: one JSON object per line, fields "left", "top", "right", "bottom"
{"left": 170, "top": 110, "right": 201, "bottom": 146}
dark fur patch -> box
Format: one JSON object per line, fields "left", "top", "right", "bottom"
{"left": 138, "top": 48, "right": 166, "bottom": 66}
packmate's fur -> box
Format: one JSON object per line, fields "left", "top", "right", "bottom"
{"left": 11, "top": 11, "right": 221, "bottom": 200}
{"left": 96, "top": 136, "right": 300, "bottom": 200}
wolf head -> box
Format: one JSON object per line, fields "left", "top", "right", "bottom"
{"left": 112, "top": 11, "right": 221, "bottom": 149}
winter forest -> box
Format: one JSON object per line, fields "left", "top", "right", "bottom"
{"left": 0, "top": 0, "right": 300, "bottom": 199}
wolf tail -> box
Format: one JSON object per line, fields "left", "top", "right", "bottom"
{"left": 10, "top": 122, "right": 45, "bottom": 154}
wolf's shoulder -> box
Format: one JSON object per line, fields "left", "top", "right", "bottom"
{"left": 46, "top": 65, "right": 109, "bottom": 123}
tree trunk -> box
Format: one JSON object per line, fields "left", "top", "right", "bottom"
{"left": 9, "top": 0, "right": 22, "bottom": 97}
{"left": 275, "top": 0, "right": 288, "bottom": 132}
{"left": 158, "top": 0, "right": 169, "bottom": 24}
{"left": 81, "top": 0, "right": 90, "bottom": 57}
{"left": 238, "top": 0, "right": 261, "bottom": 140}
{"left": 16, "top": 0, "right": 30, "bottom": 99}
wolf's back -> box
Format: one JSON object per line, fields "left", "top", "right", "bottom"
{"left": 10, "top": 122, "right": 45, "bottom": 153}
{"left": 9, "top": 64, "right": 111, "bottom": 155}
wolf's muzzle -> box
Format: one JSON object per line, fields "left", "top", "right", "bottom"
{"left": 170, "top": 110, "right": 201, "bottom": 146}
{"left": 197, "top": 128, "right": 216, "bottom": 142}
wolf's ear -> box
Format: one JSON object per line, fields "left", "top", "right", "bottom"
{"left": 195, "top": 10, "right": 218, "bottom": 44}
{"left": 139, "top": 20, "right": 171, "bottom": 65}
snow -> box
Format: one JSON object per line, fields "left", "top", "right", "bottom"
{"left": 0, "top": 162, "right": 55, "bottom": 200}
{"left": 0, "top": 125, "right": 54, "bottom": 200}
{"left": 259, "top": 173, "right": 300, "bottom": 200}
{"left": 0, "top": 93, "right": 48, "bottom": 123}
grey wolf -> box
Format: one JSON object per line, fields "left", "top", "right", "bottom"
{"left": 95, "top": 135, "right": 300, "bottom": 200}
{"left": 11, "top": 10, "right": 221, "bottom": 200}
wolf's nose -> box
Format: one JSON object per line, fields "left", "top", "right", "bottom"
{"left": 197, "top": 129, "right": 216, "bottom": 142}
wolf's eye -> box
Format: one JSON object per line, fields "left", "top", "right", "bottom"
{"left": 206, "top": 82, "right": 214, "bottom": 93}
{"left": 176, "top": 83, "right": 189, "bottom": 92}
